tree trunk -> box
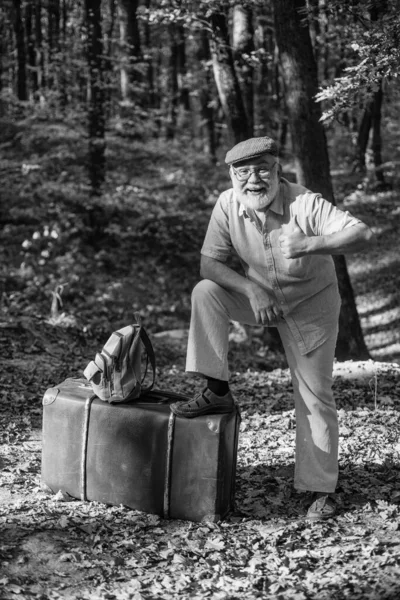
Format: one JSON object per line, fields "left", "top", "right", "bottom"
{"left": 176, "top": 24, "right": 190, "bottom": 112}
{"left": 165, "top": 24, "right": 179, "bottom": 140}
{"left": 143, "top": 0, "right": 156, "bottom": 109}
{"left": 272, "top": 0, "right": 369, "bottom": 360}
{"left": 354, "top": 2, "right": 387, "bottom": 183}
{"left": 26, "top": 0, "right": 38, "bottom": 97}
{"left": 12, "top": 0, "right": 28, "bottom": 101}
{"left": 59, "top": 0, "right": 68, "bottom": 108}
{"left": 117, "top": 0, "right": 141, "bottom": 103}
{"left": 104, "top": 0, "right": 116, "bottom": 117}
{"left": 85, "top": 0, "right": 106, "bottom": 195}
{"left": 354, "top": 102, "right": 372, "bottom": 172}
{"left": 232, "top": 4, "right": 254, "bottom": 136}
{"left": 253, "top": 4, "right": 272, "bottom": 136}
{"left": 371, "top": 82, "right": 386, "bottom": 186}
{"left": 306, "top": 0, "right": 319, "bottom": 61}
{"left": 35, "top": 0, "right": 46, "bottom": 92}
{"left": 194, "top": 29, "right": 217, "bottom": 159}
{"left": 208, "top": 8, "right": 251, "bottom": 144}
{"left": 48, "top": 0, "right": 61, "bottom": 90}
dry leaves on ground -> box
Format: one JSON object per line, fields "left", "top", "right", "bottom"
{"left": 1, "top": 360, "right": 400, "bottom": 600}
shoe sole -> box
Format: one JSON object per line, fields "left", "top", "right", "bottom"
{"left": 306, "top": 509, "right": 336, "bottom": 521}
{"left": 170, "top": 404, "right": 234, "bottom": 418}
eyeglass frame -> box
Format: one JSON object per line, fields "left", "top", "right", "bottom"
{"left": 230, "top": 161, "right": 278, "bottom": 182}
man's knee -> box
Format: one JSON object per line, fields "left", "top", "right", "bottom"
{"left": 191, "top": 279, "right": 225, "bottom": 305}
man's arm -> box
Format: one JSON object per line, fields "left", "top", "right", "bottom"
{"left": 200, "top": 255, "right": 284, "bottom": 324}
{"left": 279, "top": 220, "right": 376, "bottom": 259}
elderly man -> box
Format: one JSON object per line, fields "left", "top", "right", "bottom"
{"left": 171, "top": 136, "right": 375, "bottom": 520}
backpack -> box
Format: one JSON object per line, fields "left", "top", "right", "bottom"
{"left": 83, "top": 316, "right": 155, "bottom": 403}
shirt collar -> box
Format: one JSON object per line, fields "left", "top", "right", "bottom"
{"left": 238, "top": 181, "right": 284, "bottom": 218}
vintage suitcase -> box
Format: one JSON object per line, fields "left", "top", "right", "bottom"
{"left": 41, "top": 378, "right": 240, "bottom": 522}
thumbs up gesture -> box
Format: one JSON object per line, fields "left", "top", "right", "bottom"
{"left": 279, "top": 215, "right": 308, "bottom": 258}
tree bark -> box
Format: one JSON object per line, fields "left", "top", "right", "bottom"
{"left": 59, "top": 0, "right": 68, "bottom": 108}
{"left": 354, "top": 2, "right": 387, "bottom": 183}
{"left": 85, "top": 0, "right": 106, "bottom": 195}
{"left": 117, "top": 0, "right": 141, "bottom": 102}
{"left": 48, "top": 0, "right": 61, "bottom": 89}
{"left": 104, "top": 0, "right": 116, "bottom": 117}
{"left": 193, "top": 28, "right": 217, "bottom": 158}
{"left": 272, "top": 0, "right": 369, "bottom": 360}
{"left": 232, "top": 4, "right": 254, "bottom": 136}
{"left": 165, "top": 23, "right": 179, "bottom": 140}
{"left": 354, "top": 102, "right": 372, "bottom": 172}
{"left": 371, "top": 82, "right": 386, "bottom": 186}
{"left": 208, "top": 8, "right": 251, "bottom": 144}
{"left": 143, "top": 0, "right": 156, "bottom": 109}
{"left": 12, "top": 0, "right": 28, "bottom": 101}
{"left": 35, "top": 0, "right": 46, "bottom": 91}
{"left": 26, "top": 0, "right": 38, "bottom": 96}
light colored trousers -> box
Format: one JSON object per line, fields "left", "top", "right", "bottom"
{"left": 186, "top": 279, "right": 339, "bottom": 493}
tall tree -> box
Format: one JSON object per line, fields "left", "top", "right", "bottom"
{"left": 85, "top": 0, "right": 106, "bottom": 194}
{"left": 272, "top": 0, "right": 369, "bottom": 360}
{"left": 353, "top": 2, "right": 388, "bottom": 187}
{"left": 194, "top": 28, "right": 217, "bottom": 159}
{"left": 12, "top": 0, "right": 28, "bottom": 101}
{"left": 165, "top": 23, "right": 181, "bottom": 139}
{"left": 117, "top": 0, "right": 141, "bottom": 102}
{"left": 104, "top": 0, "right": 117, "bottom": 116}
{"left": 35, "top": 0, "right": 46, "bottom": 92}
{"left": 26, "top": 0, "right": 38, "bottom": 96}
{"left": 143, "top": 0, "right": 156, "bottom": 109}
{"left": 232, "top": 4, "right": 254, "bottom": 136}
{"left": 59, "top": 0, "right": 69, "bottom": 108}
{"left": 208, "top": 6, "right": 250, "bottom": 144}
{"left": 48, "top": 0, "right": 61, "bottom": 90}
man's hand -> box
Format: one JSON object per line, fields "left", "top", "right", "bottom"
{"left": 279, "top": 216, "right": 309, "bottom": 258}
{"left": 247, "top": 282, "right": 284, "bottom": 325}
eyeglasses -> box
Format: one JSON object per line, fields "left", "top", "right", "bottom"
{"left": 231, "top": 163, "right": 277, "bottom": 182}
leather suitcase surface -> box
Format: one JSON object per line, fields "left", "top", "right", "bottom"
{"left": 41, "top": 378, "right": 241, "bottom": 522}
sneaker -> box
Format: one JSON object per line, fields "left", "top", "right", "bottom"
{"left": 306, "top": 492, "right": 337, "bottom": 521}
{"left": 170, "top": 387, "right": 234, "bottom": 418}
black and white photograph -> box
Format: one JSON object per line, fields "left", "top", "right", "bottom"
{"left": 1, "top": 0, "right": 400, "bottom": 598}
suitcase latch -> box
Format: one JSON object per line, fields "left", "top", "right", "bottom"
{"left": 43, "top": 387, "right": 60, "bottom": 406}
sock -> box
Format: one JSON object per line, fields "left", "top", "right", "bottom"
{"left": 206, "top": 377, "right": 229, "bottom": 396}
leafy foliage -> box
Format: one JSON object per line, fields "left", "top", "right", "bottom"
{"left": 316, "top": 0, "right": 400, "bottom": 122}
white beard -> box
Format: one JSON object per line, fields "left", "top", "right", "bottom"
{"left": 232, "top": 176, "right": 280, "bottom": 213}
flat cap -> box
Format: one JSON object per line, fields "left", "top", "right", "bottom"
{"left": 225, "top": 136, "right": 278, "bottom": 165}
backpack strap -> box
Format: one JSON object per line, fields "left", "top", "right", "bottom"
{"left": 139, "top": 326, "right": 156, "bottom": 392}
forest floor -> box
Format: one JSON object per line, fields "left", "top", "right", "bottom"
{"left": 1, "top": 116, "right": 400, "bottom": 600}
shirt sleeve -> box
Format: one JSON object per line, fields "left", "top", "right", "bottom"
{"left": 201, "top": 193, "right": 233, "bottom": 262}
{"left": 299, "top": 194, "right": 362, "bottom": 236}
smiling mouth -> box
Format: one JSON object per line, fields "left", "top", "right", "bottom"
{"left": 247, "top": 187, "right": 266, "bottom": 194}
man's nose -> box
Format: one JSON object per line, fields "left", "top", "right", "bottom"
{"left": 248, "top": 170, "right": 262, "bottom": 181}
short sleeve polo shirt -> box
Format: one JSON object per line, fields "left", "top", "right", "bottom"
{"left": 201, "top": 178, "right": 362, "bottom": 355}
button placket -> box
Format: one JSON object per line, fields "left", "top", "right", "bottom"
{"left": 263, "top": 225, "right": 286, "bottom": 308}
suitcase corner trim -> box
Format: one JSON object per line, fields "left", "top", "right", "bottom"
{"left": 43, "top": 387, "right": 60, "bottom": 406}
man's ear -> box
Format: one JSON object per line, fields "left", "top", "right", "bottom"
{"left": 277, "top": 163, "right": 283, "bottom": 179}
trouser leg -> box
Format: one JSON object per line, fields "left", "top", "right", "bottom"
{"left": 185, "top": 279, "right": 257, "bottom": 380}
{"left": 186, "top": 278, "right": 339, "bottom": 493}
{"left": 277, "top": 322, "right": 339, "bottom": 493}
